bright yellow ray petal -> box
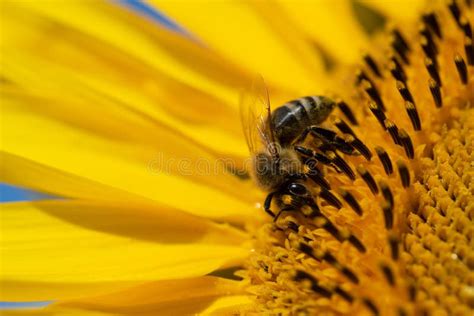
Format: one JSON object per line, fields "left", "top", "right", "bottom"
{"left": 0, "top": 90, "right": 260, "bottom": 221}
{"left": 1, "top": 281, "right": 134, "bottom": 305}
{"left": 278, "top": 0, "right": 370, "bottom": 64}
{"left": 54, "top": 276, "right": 244, "bottom": 315}
{"left": 360, "top": 0, "right": 427, "bottom": 22}
{"left": 149, "top": 0, "right": 327, "bottom": 94}
{"left": 0, "top": 309, "right": 108, "bottom": 316}
{"left": 0, "top": 152, "right": 147, "bottom": 204}
{"left": 201, "top": 295, "right": 253, "bottom": 315}
{"left": 4, "top": 199, "right": 248, "bottom": 245}
{"left": 0, "top": 5, "right": 247, "bottom": 159}
{"left": 1, "top": 4, "right": 263, "bottom": 209}
{"left": 0, "top": 64, "right": 257, "bottom": 208}
{"left": 0, "top": 201, "right": 250, "bottom": 301}
{"left": 2, "top": 0, "right": 251, "bottom": 106}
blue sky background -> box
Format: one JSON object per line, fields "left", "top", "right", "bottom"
{"left": 1, "top": 0, "right": 183, "bottom": 309}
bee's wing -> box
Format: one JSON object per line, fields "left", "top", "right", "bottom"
{"left": 239, "top": 75, "right": 275, "bottom": 156}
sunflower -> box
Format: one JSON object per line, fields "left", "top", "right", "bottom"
{"left": 1, "top": 0, "right": 473, "bottom": 315}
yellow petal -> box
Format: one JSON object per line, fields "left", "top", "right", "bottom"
{"left": 278, "top": 0, "right": 370, "bottom": 64}
{"left": 2, "top": 0, "right": 251, "bottom": 104}
{"left": 0, "top": 4, "right": 247, "bottom": 158}
{"left": 150, "top": 0, "right": 327, "bottom": 94}
{"left": 0, "top": 152, "right": 146, "bottom": 205}
{"left": 201, "top": 295, "right": 253, "bottom": 315}
{"left": 55, "top": 276, "right": 244, "bottom": 315}
{"left": 1, "top": 5, "right": 262, "bottom": 211}
{"left": 0, "top": 201, "right": 250, "bottom": 301}
{"left": 1, "top": 281, "right": 133, "bottom": 306}
{"left": 0, "top": 92, "right": 259, "bottom": 221}
{"left": 0, "top": 308, "right": 106, "bottom": 316}
{"left": 360, "top": 0, "right": 427, "bottom": 22}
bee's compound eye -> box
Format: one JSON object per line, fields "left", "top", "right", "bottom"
{"left": 288, "top": 183, "right": 308, "bottom": 196}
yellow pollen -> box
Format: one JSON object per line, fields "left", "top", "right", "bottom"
{"left": 282, "top": 194, "right": 293, "bottom": 205}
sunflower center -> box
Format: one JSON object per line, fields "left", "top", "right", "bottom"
{"left": 242, "top": 1, "right": 473, "bottom": 315}
{"left": 406, "top": 107, "right": 474, "bottom": 313}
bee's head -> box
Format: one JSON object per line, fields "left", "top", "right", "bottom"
{"left": 252, "top": 149, "right": 302, "bottom": 191}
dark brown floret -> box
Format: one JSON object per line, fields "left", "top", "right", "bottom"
{"left": 382, "top": 201, "right": 394, "bottom": 229}
{"left": 379, "top": 181, "right": 394, "bottom": 207}
{"left": 298, "top": 243, "right": 359, "bottom": 284}
{"left": 347, "top": 234, "right": 367, "bottom": 253}
{"left": 308, "top": 171, "right": 331, "bottom": 191}
{"left": 391, "top": 29, "right": 410, "bottom": 64}
{"left": 379, "top": 263, "right": 396, "bottom": 286}
{"left": 398, "top": 129, "right": 415, "bottom": 159}
{"left": 363, "top": 298, "right": 380, "bottom": 316}
{"left": 390, "top": 56, "right": 407, "bottom": 81}
{"left": 424, "top": 57, "right": 442, "bottom": 86}
{"left": 319, "top": 189, "right": 342, "bottom": 209}
{"left": 375, "top": 146, "right": 393, "bottom": 175}
{"left": 459, "top": 17, "right": 472, "bottom": 38}
{"left": 465, "top": 37, "right": 474, "bottom": 65}
{"left": 338, "top": 188, "right": 363, "bottom": 216}
{"left": 396, "top": 81, "right": 415, "bottom": 104}
{"left": 334, "top": 286, "right": 354, "bottom": 303}
{"left": 448, "top": 0, "right": 462, "bottom": 27}
{"left": 388, "top": 234, "right": 399, "bottom": 260}
{"left": 369, "top": 101, "right": 387, "bottom": 129}
{"left": 389, "top": 60, "right": 406, "bottom": 82}
{"left": 454, "top": 54, "right": 468, "bottom": 84}
{"left": 364, "top": 53, "right": 382, "bottom": 77}
{"left": 422, "top": 12, "right": 442, "bottom": 38}
{"left": 334, "top": 118, "right": 355, "bottom": 136}
{"left": 363, "top": 80, "right": 386, "bottom": 111}
{"left": 396, "top": 160, "right": 410, "bottom": 188}
{"left": 327, "top": 151, "right": 356, "bottom": 180}
{"left": 349, "top": 137, "right": 372, "bottom": 161}
{"left": 357, "top": 165, "right": 379, "bottom": 194}
{"left": 384, "top": 119, "right": 401, "bottom": 145}
{"left": 421, "top": 36, "right": 437, "bottom": 62}
{"left": 419, "top": 25, "right": 435, "bottom": 49}
{"left": 312, "top": 215, "right": 366, "bottom": 253}
{"left": 404, "top": 101, "right": 422, "bottom": 131}
{"left": 429, "top": 78, "right": 443, "bottom": 108}
{"left": 294, "top": 270, "right": 332, "bottom": 297}
{"left": 336, "top": 100, "right": 358, "bottom": 125}
{"left": 356, "top": 69, "right": 374, "bottom": 86}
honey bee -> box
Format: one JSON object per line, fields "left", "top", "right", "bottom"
{"left": 240, "top": 77, "right": 367, "bottom": 252}
{"left": 240, "top": 76, "right": 349, "bottom": 220}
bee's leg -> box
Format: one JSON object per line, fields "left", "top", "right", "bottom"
{"left": 273, "top": 207, "right": 294, "bottom": 223}
{"left": 264, "top": 192, "right": 277, "bottom": 218}
{"left": 293, "top": 126, "right": 313, "bottom": 145}
{"left": 273, "top": 182, "right": 310, "bottom": 222}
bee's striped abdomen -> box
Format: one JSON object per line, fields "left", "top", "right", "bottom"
{"left": 271, "top": 96, "right": 335, "bottom": 146}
